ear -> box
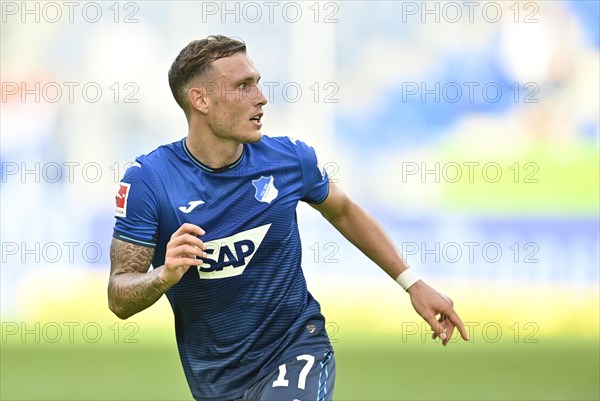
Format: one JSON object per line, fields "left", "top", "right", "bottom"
{"left": 188, "top": 86, "right": 209, "bottom": 115}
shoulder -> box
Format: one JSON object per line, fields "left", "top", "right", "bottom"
{"left": 135, "top": 139, "right": 183, "bottom": 167}
{"left": 125, "top": 139, "right": 184, "bottom": 180}
{"left": 254, "top": 135, "right": 294, "bottom": 150}
{"left": 121, "top": 141, "right": 182, "bottom": 188}
{"left": 253, "top": 135, "right": 317, "bottom": 156}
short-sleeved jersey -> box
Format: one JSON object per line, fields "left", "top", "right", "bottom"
{"left": 113, "top": 135, "right": 333, "bottom": 401}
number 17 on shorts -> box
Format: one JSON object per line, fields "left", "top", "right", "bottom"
{"left": 242, "top": 350, "right": 335, "bottom": 401}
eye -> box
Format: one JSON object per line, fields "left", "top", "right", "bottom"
{"left": 239, "top": 83, "right": 247, "bottom": 90}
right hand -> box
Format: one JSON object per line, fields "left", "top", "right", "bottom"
{"left": 407, "top": 280, "right": 469, "bottom": 346}
{"left": 162, "top": 223, "right": 206, "bottom": 285}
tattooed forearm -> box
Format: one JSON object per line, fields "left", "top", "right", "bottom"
{"left": 108, "top": 238, "right": 171, "bottom": 319}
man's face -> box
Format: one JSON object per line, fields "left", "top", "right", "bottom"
{"left": 206, "top": 52, "right": 267, "bottom": 144}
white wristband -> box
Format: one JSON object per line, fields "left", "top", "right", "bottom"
{"left": 395, "top": 269, "right": 420, "bottom": 291}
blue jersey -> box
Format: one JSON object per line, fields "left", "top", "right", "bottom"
{"left": 113, "top": 135, "right": 333, "bottom": 401}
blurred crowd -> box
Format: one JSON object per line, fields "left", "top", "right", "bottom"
{"left": 1, "top": 1, "right": 598, "bottom": 318}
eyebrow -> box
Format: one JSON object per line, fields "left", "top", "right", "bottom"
{"left": 234, "top": 75, "right": 261, "bottom": 86}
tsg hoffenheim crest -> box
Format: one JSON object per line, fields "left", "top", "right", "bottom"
{"left": 252, "top": 175, "right": 278, "bottom": 204}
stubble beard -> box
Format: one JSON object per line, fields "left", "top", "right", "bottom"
{"left": 212, "top": 119, "right": 263, "bottom": 144}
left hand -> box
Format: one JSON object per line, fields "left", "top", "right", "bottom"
{"left": 407, "top": 280, "right": 469, "bottom": 346}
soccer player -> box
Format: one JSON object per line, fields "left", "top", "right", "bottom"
{"left": 108, "top": 35, "right": 468, "bottom": 401}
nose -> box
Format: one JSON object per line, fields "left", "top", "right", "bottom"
{"left": 255, "top": 84, "right": 267, "bottom": 106}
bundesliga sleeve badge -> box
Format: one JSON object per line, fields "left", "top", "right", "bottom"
{"left": 115, "top": 182, "right": 131, "bottom": 218}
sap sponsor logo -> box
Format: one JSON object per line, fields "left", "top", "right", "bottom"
{"left": 197, "top": 223, "right": 271, "bottom": 280}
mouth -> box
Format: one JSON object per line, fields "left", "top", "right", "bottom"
{"left": 250, "top": 112, "right": 263, "bottom": 124}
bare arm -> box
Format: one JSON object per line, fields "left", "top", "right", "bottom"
{"left": 108, "top": 224, "right": 206, "bottom": 319}
{"left": 311, "top": 182, "right": 469, "bottom": 345}
{"left": 311, "top": 182, "right": 408, "bottom": 280}
{"left": 108, "top": 238, "right": 166, "bottom": 319}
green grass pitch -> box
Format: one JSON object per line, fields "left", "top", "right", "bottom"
{"left": 1, "top": 333, "right": 598, "bottom": 400}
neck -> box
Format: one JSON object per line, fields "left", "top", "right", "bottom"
{"left": 185, "top": 126, "right": 243, "bottom": 169}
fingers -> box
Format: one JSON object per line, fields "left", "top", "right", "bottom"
{"left": 445, "top": 308, "right": 469, "bottom": 341}
{"left": 167, "top": 241, "right": 206, "bottom": 260}
{"left": 431, "top": 314, "right": 446, "bottom": 340}
{"left": 423, "top": 293, "right": 467, "bottom": 345}
{"left": 424, "top": 314, "right": 448, "bottom": 344}
{"left": 170, "top": 244, "right": 205, "bottom": 259}
{"left": 166, "top": 224, "right": 207, "bottom": 270}
{"left": 167, "top": 256, "right": 202, "bottom": 269}
{"left": 430, "top": 311, "right": 469, "bottom": 346}
{"left": 431, "top": 314, "right": 455, "bottom": 346}
{"left": 171, "top": 223, "right": 205, "bottom": 240}
{"left": 169, "top": 233, "right": 205, "bottom": 250}
{"left": 443, "top": 316, "right": 456, "bottom": 346}
{"left": 430, "top": 292, "right": 468, "bottom": 345}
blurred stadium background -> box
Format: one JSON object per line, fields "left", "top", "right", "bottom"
{"left": 1, "top": 1, "right": 598, "bottom": 400}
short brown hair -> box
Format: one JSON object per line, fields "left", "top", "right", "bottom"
{"left": 168, "top": 35, "right": 246, "bottom": 113}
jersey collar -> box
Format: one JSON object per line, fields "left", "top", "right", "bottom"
{"left": 182, "top": 138, "right": 245, "bottom": 173}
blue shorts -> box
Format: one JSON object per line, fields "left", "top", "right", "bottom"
{"left": 234, "top": 350, "right": 335, "bottom": 401}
